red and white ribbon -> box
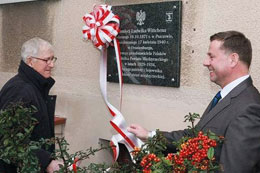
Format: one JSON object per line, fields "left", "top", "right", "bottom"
{"left": 68, "top": 157, "right": 81, "bottom": 172}
{"left": 83, "top": 5, "right": 120, "bottom": 50}
{"left": 82, "top": 5, "right": 143, "bottom": 161}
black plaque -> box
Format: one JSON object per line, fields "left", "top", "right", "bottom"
{"left": 107, "top": 1, "right": 182, "bottom": 87}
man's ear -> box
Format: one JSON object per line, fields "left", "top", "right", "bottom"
{"left": 26, "top": 57, "right": 33, "bottom": 67}
{"left": 229, "top": 53, "right": 239, "bottom": 68}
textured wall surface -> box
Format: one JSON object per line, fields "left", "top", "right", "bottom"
{"left": 1, "top": 0, "right": 260, "bottom": 164}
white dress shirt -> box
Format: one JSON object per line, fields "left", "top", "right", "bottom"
{"left": 220, "top": 74, "right": 249, "bottom": 100}
{"left": 148, "top": 74, "right": 250, "bottom": 138}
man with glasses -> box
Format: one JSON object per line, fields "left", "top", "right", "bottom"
{"left": 0, "top": 37, "right": 62, "bottom": 173}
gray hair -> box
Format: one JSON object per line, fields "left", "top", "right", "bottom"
{"left": 21, "top": 37, "right": 53, "bottom": 62}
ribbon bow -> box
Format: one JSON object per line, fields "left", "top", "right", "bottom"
{"left": 83, "top": 5, "right": 120, "bottom": 50}
{"left": 82, "top": 5, "right": 143, "bottom": 162}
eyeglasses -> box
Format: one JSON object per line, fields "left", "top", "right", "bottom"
{"left": 32, "top": 56, "right": 57, "bottom": 64}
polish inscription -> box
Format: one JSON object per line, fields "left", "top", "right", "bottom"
{"left": 107, "top": 1, "right": 182, "bottom": 87}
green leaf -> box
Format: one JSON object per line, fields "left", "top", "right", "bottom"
{"left": 3, "top": 139, "right": 9, "bottom": 146}
{"left": 207, "top": 147, "right": 214, "bottom": 160}
{"left": 24, "top": 128, "right": 30, "bottom": 133}
{"left": 29, "top": 145, "right": 39, "bottom": 150}
{"left": 209, "top": 135, "right": 218, "bottom": 140}
{"left": 162, "top": 158, "right": 171, "bottom": 165}
{"left": 153, "top": 169, "right": 164, "bottom": 173}
{"left": 16, "top": 133, "right": 23, "bottom": 137}
{"left": 18, "top": 146, "right": 25, "bottom": 153}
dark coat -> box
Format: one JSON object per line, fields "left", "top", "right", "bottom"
{"left": 0, "top": 60, "right": 56, "bottom": 173}
{"left": 162, "top": 77, "right": 260, "bottom": 173}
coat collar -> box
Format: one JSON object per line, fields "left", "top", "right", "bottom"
{"left": 197, "top": 77, "right": 253, "bottom": 130}
{"left": 18, "top": 60, "right": 55, "bottom": 98}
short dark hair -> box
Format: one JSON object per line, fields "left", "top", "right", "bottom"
{"left": 210, "top": 31, "right": 252, "bottom": 68}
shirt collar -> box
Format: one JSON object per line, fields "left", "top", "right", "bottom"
{"left": 220, "top": 75, "right": 249, "bottom": 99}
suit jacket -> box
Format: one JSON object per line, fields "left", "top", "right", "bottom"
{"left": 162, "top": 77, "right": 260, "bottom": 173}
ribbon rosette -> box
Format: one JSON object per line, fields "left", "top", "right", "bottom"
{"left": 82, "top": 5, "right": 143, "bottom": 161}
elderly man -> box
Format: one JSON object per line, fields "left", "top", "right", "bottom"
{"left": 0, "top": 37, "right": 62, "bottom": 173}
{"left": 128, "top": 31, "right": 260, "bottom": 172}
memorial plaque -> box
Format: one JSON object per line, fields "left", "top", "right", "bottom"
{"left": 107, "top": 1, "right": 182, "bottom": 87}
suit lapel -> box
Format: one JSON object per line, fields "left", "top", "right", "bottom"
{"left": 197, "top": 77, "right": 253, "bottom": 130}
{"left": 198, "top": 95, "right": 231, "bottom": 130}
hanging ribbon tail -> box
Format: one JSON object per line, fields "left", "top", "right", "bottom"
{"left": 110, "top": 136, "right": 120, "bottom": 160}
{"left": 113, "top": 38, "right": 123, "bottom": 110}
{"left": 99, "top": 46, "right": 143, "bottom": 161}
{"left": 110, "top": 133, "right": 144, "bottom": 161}
{"left": 110, "top": 114, "right": 144, "bottom": 161}
{"left": 83, "top": 4, "right": 143, "bottom": 162}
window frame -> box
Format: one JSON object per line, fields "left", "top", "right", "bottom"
{"left": 0, "top": 0, "right": 39, "bottom": 4}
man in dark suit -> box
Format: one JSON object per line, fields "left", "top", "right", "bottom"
{"left": 128, "top": 31, "right": 260, "bottom": 172}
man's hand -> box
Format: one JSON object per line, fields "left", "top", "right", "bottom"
{"left": 127, "top": 124, "right": 149, "bottom": 141}
{"left": 46, "top": 160, "right": 63, "bottom": 173}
